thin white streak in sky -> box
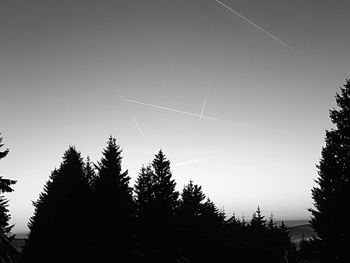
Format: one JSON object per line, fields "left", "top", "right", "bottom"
{"left": 124, "top": 98, "right": 260, "bottom": 129}
{"left": 215, "top": 0, "right": 303, "bottom": 56}
{"left": 199, "top": 87, "right": 210, "bottom": 120}
{"left": 173, "top": 158, "right": 206, "bottom": 167}
{"left": 116, "top": 89, "right": 151, "bottom": 147}
{"left": 124, "top": 99, "right": 199, "bottom": 117}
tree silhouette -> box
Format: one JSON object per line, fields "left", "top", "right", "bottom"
{"left": 309, "top": 79, "right": 350, "bottom": 262}
{"left": 151, "top": 150, "right": 179, "bottom": 261}
{"left": 277, "top": 221, "right": 297, "bottom": 263}
{"left": 223, "top": 213, "right": 250, "bottom": 262}
{"left": 0, "top": 134, "right": 16, "bottom": 236}
{"left": 197, "top": 198, "right": 226, "bottom": 262}
{"left": 177, "top": 180, "right": 206, "bottom": 262}
{"left": 178, "top": 180, "right": 205, "bottom": 223}
{"left": 134, "top": 165, "right": 155, "bottom": 221}
{"left": 84, "top": 156, "right": 96, "bottom": 187}
{"left": 247, "top": 207, "right": 270, "bottom": 262}
{"left": 250, "top": 206, "right": 266, "bottom": 230}
{"left": 134, "top": 164, "right": 157, "bottom": 260}
{"left": 21, "top": 147, "right": 92, "bottom": 263}
{"left": 134, "top": 150, "right": 179, "bottom": 262}
{"left": 92, "top": 136, "right": 135, "bottom": 262}
{"left": 152, "top": 150, "right": 179, "bottom": 218}
{"left": 14, "top": 134, "right": 300, "bottom": 262}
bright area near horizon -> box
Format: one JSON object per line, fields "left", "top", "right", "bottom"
{"left": 1, "top": 0, "right": 349, "bottom": 234}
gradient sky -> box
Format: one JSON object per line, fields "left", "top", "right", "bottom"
{"left": 1, "top": 0, "right": 349, "bottom": 234}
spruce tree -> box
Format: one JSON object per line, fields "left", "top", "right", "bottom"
{"left": 248, "top": 207, "right": 269, "bottom": 262}
{"left": 134, "top": 165, "right": 156, "bottom": 259}
{"left": 0, "top": 134, "right": 16, "bottom": 236}
{"left": 152, "top": 150, "right": 179, "bottom": 218}
{"left": 198, "top": 198, "right": 226, "bottom": 262}
{"left": 277, "top": 222, "right": 296, "bottom": 262}
{"left": 178, "top": 180, "right": 205, "bottom": 222}
{"left": 134, "top": 150, "right": 179, "bottom": 262}
{"left": 250, "top": 206, "right": 266, "bottom": 230}
{"left": 84, "top": 156, "right": 96, "bottom": 187}
{"left": 309, "top": 79, "right": 350, "bottom": 262}
{"left": 93, "top": 136, "right": 135, "bottom": 261}
{"left": 223, "top": 213, "right": 250, "bottom": 262}
{"left": 152, "top": 150, "right": 179, "bottom": 261}
{"left": 134, "top": 165, "right": 156, "bottom": 220}
{"left": 177, "top": 181, "right": 206, "bottom": 262}
{"left": 21, "top": 146, "right": 92, "bottom": 263}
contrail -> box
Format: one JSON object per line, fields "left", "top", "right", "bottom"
{"left": 215, "top": 0, "right": 303, "bottom": 56}
{"left": 116, "top": 89, "right": 151, "bottom": 147}
{"left": 173, "top": 158, "right": 206, "bottom": 167}
{"left": 124, "top": 98, "right": 199, "bottom": 118}
{"left": 202, "top": 115, "right": 257, "bottom": 129}
{"left": 124, "top": 98, "right": 259, "bottom": 129}
{"left": 199, "top": 87, "right": 210, "bottom": 120}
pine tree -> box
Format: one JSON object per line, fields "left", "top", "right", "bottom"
{"left": 84, "top": 156, "right": 96, "bottom": 187}
{"left": 223, "top": 213, "right": 250, "bottom": 262}
{"left": 93, "top": 136, "right": 135, "bottom": 261}
{"left": 177, "top": 181, "right": 206, "bottom": 262}
{"left": 268, "top": 214, "right": 277, "bottom": 231}
{"left": 247, "top": 207, "right": 269, "bottom": 262}
{"left": 134, "top": 150, "right": 179, "bottom": 262}
{"left": 309, "top": 79, "right": 350, "bottom": 262}
{"left": 197, "top": 198, "right": 226, "bottom": 262}
{"left": 0, "top": 134, "right": 16, "bottom": 236}
{"left": 134, "top": 164, "right": 156, "bottom": 258}
{"left": 134, "top": 165, "right": 156, "bottom": 220}
{"left": 152, "top": 150, "right": 179, "bottom": 261}
{"left": 178, "top": 180, "right": 205, "bottom": 221}
{"left": 277, "top": 222, "right": 296, "bottom": 262}
{"left": 152, "top": 150, "right": 179, "bottom": 218}
{"left": 200, "top": 198, "right": 225, "bottom": 228}
{"left": 250, "top": 206, "right": 266, "bottom": 229}
{"left": 21, "top": 146, "right": 92, "bottom": 263}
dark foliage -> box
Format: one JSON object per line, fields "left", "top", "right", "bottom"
{"left": 0, "top": 134, "right": 16, "bottom": 236}
{"left": 20, "top": 139, "right": 299, "bottom": 263}
{"left": 20, "top": 147, "right": 93, "bottom": 263}
{"left": 92, "top": 136, "right": 136, "bottom": 262}
{"left": 297, "top": 237, "right": 322, "bottom": 263}
{"left": 134, "top": 150, "right": 179, "bottom": 262}
{"left": 177, "top": 181, "right": 210, "bottom": 263}
{"left": 309, "top": 79, "right": 350, "bottom": 262}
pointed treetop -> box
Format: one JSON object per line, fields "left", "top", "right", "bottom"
{"left": 97, "top": 136, "right": 124, "bottom": 175}
{"left": 180, "top": 180, "right": 206, "bottom": 217}
{"left": 152, "top": 149, "right": 173, "bottom": 180}
{"left": 268, "top": 214, "right": 276, "bottom": 230}
{"left": 251, "top": 206, "right": 266, "bottom": 228}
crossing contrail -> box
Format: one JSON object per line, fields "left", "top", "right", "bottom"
{"left": 116, "top": 89, "right": 151, "bottom": 147}
{"left": 199, "top": 87, "right": 210, "bottom": 120}
{"left": 215, "top": 0, "right": 303, "bottom": 56}
{"left": 124, "top": 98, "right": 199, "bottom": 118}
{"left": 124, "top": 98, "right": 259, "bottom": 129}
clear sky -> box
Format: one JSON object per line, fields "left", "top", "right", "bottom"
{"left": 1, "top": 0, "right": 349, "bottom": 234}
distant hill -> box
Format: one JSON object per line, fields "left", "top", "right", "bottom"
{"left": 276, "top": 220, "right": 309, "bottom": 227}
{"left": 287, "top": 223, "right": 317, "bottom": 243}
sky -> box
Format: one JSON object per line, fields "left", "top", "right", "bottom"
{"left": 0, "top": 0, "right": 349, "bottom": 234}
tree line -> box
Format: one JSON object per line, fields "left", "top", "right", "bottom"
{"left": 0, "top": 78, "right": 349, "bottom": 262}
{"left": 18, "top": 138, "right": 295, "bottom": 263}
